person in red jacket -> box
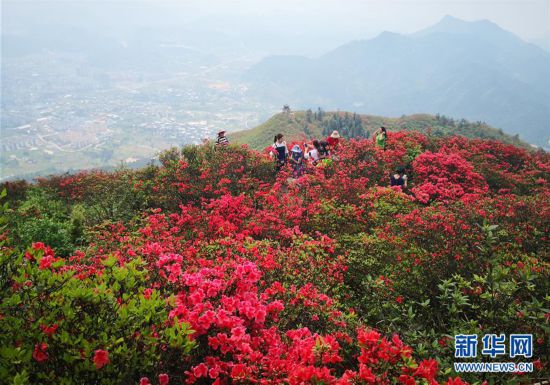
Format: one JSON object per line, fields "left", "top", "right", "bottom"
{"left": 326, "top": 130, "right": 340, "bottom": 150}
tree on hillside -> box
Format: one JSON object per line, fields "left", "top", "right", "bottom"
{"left": 306, "top": 109, "right": 313, "bottom": 123}
{"left": 315, "top": 107, "right": 325, "bottom": 121}
{"left": 320, "top": 112, "right": 365, "bottom": 139}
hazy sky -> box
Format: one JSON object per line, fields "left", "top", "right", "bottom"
{"left": 2, "top": 0, "right": 550, "bottom": 53}
{"left": 172, "top": 0, "right": 550, "bottom": 39}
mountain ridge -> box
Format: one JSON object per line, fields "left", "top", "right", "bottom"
{"left": 244, "top": 16, "right": 550, "bottom": 148}
{"left": 232, "top": 110, "right": 527, "bottom": 151}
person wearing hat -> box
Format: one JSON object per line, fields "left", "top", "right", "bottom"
{"left": 216, "top": 130, "right": 229, "bottom": 146}
{"left": 326, "top": 130, "right": 341, "bottom": 149}
{"left": 289, "top": 143, "right": 304, "bottom": 177}
{"left": 390, "top": 165, "right": 408, "bottom": 188}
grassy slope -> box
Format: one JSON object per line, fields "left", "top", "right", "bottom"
{"left": 232, "top": 111, "right": 527, "bottom": 151}
{"left": 232, "top": 111, "right": 315, "bottom": 150}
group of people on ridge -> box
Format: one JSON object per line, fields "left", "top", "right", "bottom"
{"left": 269, "top": 130, "right": 341, "bottom": 177}
{"left": 211, "top": 125, "right": 407, "bottom": 188}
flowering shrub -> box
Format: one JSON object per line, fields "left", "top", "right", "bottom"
{"left": 439, "top": 136, "right": 549, "bottom": 194}
{"left": 1, "top": 135, "right": 548, "bottom": 384}
{"left": 0, "top": 243, "right": 195, "bottom": 384}
{"left": 411, "top": 151, "right": 488, "bottom": 203}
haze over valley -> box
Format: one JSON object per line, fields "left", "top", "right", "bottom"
{"left": 2, "top": 0, "right": 549, "bottom": 179}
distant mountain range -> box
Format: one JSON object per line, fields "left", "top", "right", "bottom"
{"left": 245, "top": 15, "right": 550, "bottom": 148}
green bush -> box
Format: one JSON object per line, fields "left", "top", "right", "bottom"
{"left": 0, "top": 248, "right": 194, "bottom": 384}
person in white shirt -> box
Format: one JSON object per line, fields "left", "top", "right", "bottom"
{"left": 304, "top": 142, "right": 320, "bottom": 164}
{"left": 304, "top": 140, "right": 328, "bottom": 166}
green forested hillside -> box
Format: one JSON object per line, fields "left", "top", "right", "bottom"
{"left": 232, "top": 109, "right": 527, "bottom": 150}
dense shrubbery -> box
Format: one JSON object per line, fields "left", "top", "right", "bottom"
{"left": 1, "top": 135, "right": 548, "bottom": 384}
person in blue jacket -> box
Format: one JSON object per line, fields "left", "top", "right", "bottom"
{"left": 289, "top": 144, "right": 305, "bottom": 177}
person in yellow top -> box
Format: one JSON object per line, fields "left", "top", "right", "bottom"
{"left": 373, "top": 126, "right": 387, "bottom": 150}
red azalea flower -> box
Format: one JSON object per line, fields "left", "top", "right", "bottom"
{"left": 39, "top": 255, "right": 54, "bottom": 270}
{"left": 143, "top": 288, "right": 153, "bottom": 300}
{"left": 93, "top": 349, "right": 110, "bottom": 369}
{"left": 415, "top": 359, "right": 438, "bottom": 381}
{"left": 159, "top": 373, "right": 169, "bottom": 385}
{"left": 193, "top": 363, "right": 208, "bottom": 378}
{"left": 33, "top": 342, "right": 48, "bottom": 362}
{"left": 358, "top": 365, "right": 376, "bottom": 383}
{"left": 446, "top": 377, "right": 468, "bottom": 385}
{"left": 140, "top": 377, "right": 151, "bottom": 385}
{"left": 231, "top": 363, "right": 247, "bottom": 378}
{"left": 31, "top": 242, "right": 46, "bottom": 251}
{"left": 516, "top": 311, "right": 525, "bottom": 319}
{"left": 399, "top": 375, "right": 416, "bottom": 385}
{"left": 209, "top": 366, "right": 221, "bottom": 379}
{"left": 40, "top": 323, "right": 58, "bottom": 337}
{"left": 358, "top": 328, "right": 381, "bottom": 346}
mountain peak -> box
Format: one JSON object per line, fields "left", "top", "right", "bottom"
{"left": 439, "top": 14, "right": 465, "bottom": 24}
{"left": 425, "top": 15, "right": 471, "bottom": 33}
{"left": 372, "top": 30, "right": 406, "bottom": 42}
{"left": 437, "top": 15, "right": 501, "bottom": 30}
{"left": 417, "top": 15, "right": 492, "bottom": 33}
{"left": 413, "top": 14, "right": 521, "bottom": 43}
